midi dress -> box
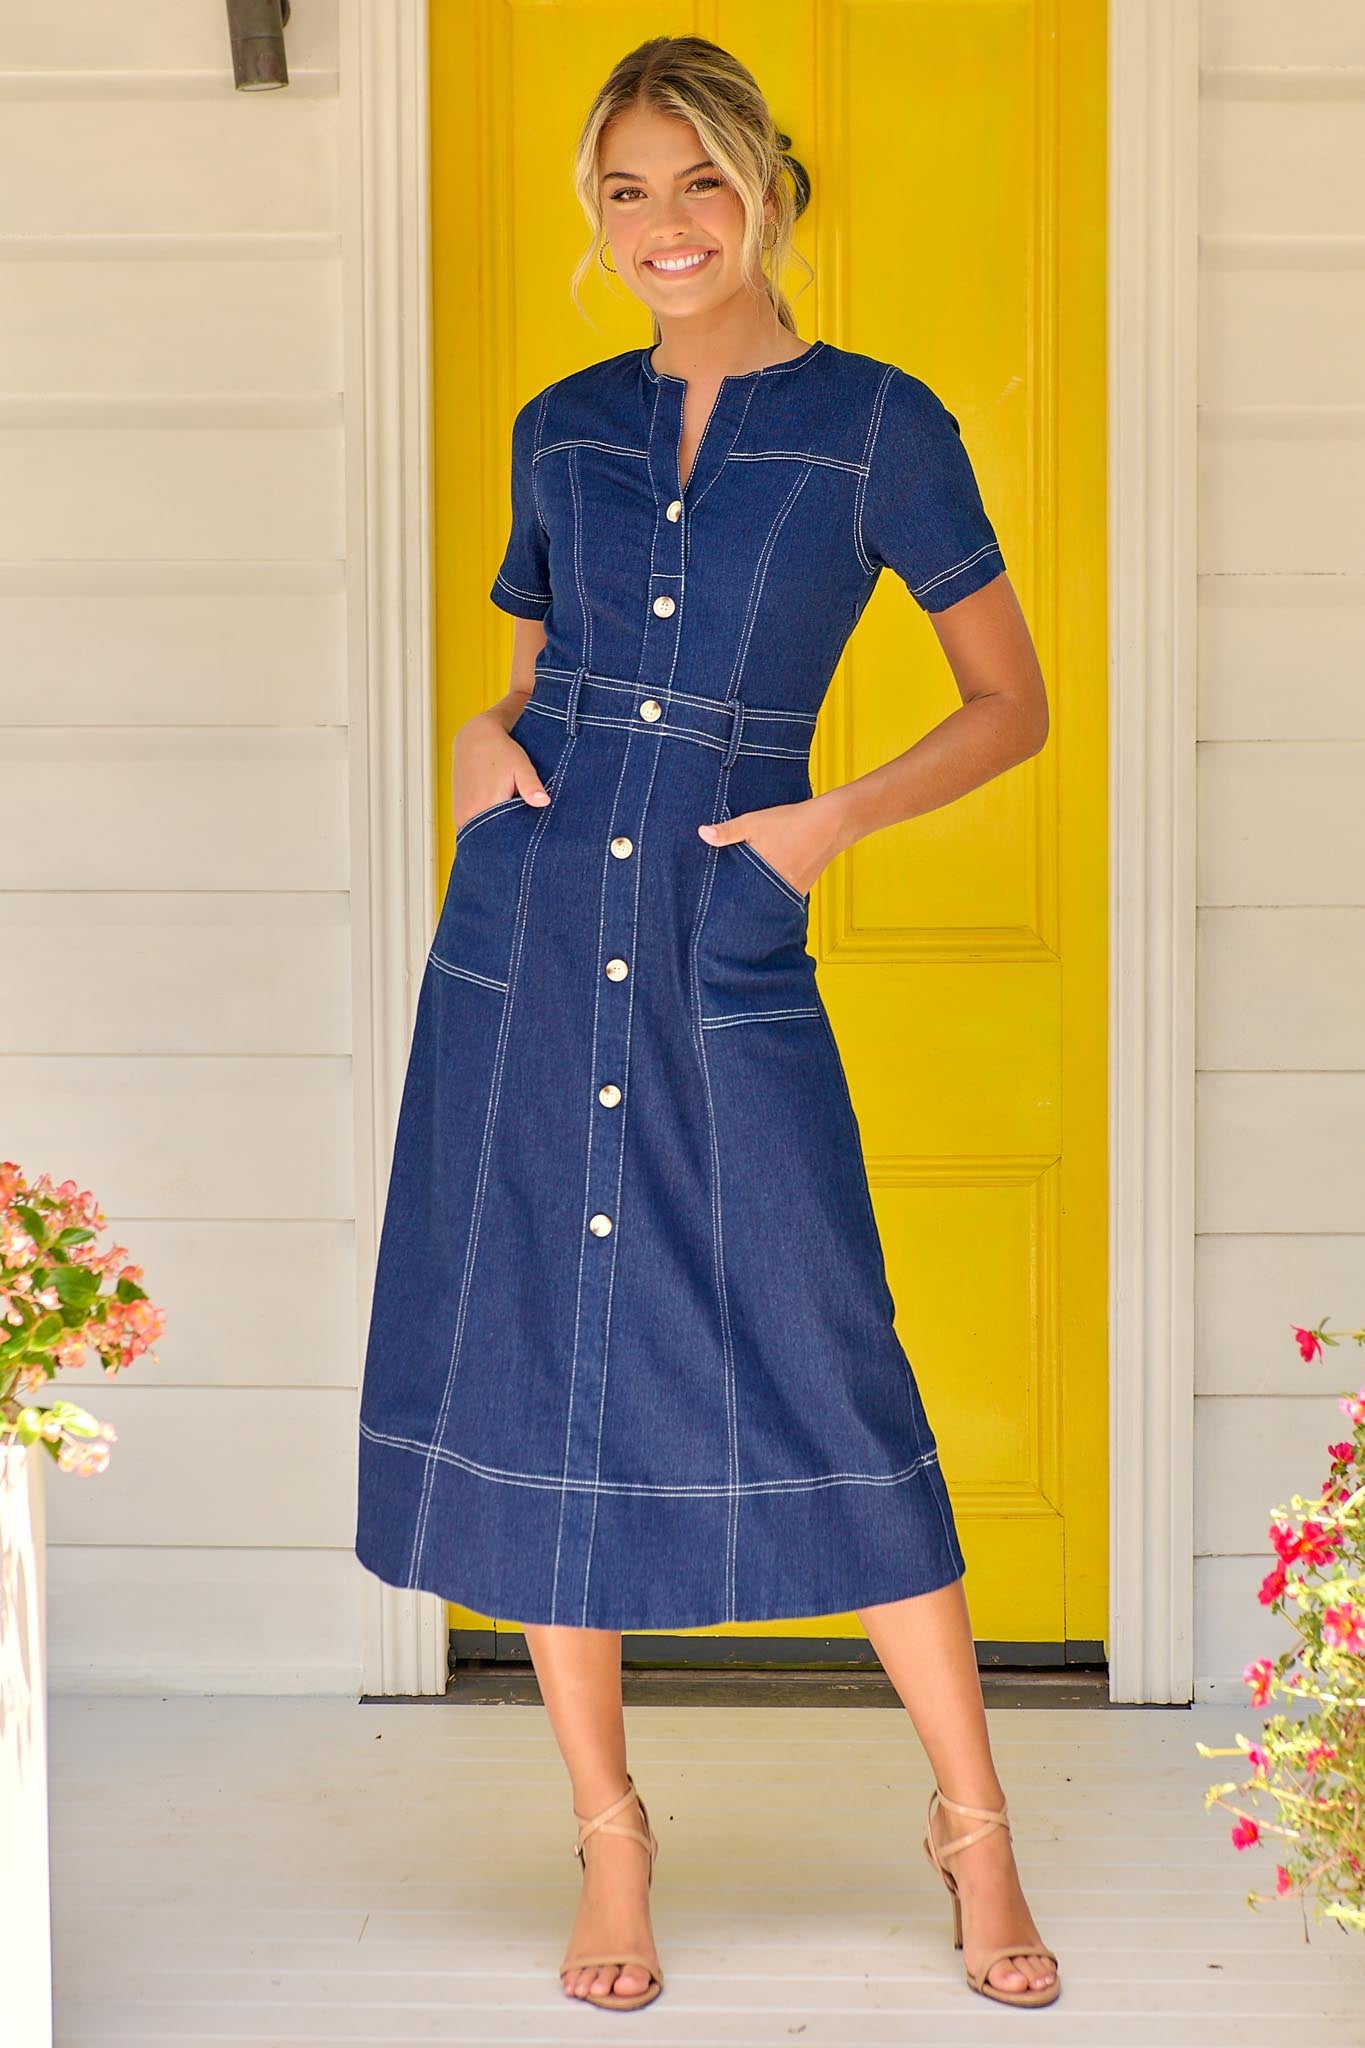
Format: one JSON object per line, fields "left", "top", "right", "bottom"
{"left": 355, "top": 337, "right": 1008, "bottom": 1630}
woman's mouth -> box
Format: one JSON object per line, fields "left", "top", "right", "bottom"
{"left": 642, "top": 249, "right": 718, "bottom": 278}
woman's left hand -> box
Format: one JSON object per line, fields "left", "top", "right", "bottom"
{"left": 697, "top": 791, "right": 852, "bottom": 898}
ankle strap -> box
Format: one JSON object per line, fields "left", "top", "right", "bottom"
{"left": 572, "top": 1774, "right": 653, "bottom": 1864}
{"left": 928, "top": 1785, "right": 1011, "bottom": 1858}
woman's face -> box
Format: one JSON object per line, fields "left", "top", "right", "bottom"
{"left": 598, "top": 103, "right": 769, "bottom": 321}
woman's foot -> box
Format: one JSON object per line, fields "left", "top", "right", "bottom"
{"left": 561, "top": 1785, "right": 661, "bottom": 2004}
{"left": 927, "top": 1792, "right": 1058, "bottom": 1998}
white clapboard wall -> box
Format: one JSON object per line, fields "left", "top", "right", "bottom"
{"left": 0, "top": 2, "right": 364, "bottom": 1691}
{"left": 1, "top": 0, "right": 1362, "bottom": 1702}
{"left": 1193, "top": 1, "right": 1365, "bottom": 1695}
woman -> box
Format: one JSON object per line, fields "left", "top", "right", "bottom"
{"left": 356, "top": 32, "right": 1057, "bottom": 2016}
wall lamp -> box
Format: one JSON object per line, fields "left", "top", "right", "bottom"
{"left": 227, "top": 0, "right": 292, "bottom": 92}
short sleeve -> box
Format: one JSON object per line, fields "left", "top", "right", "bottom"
{"left": 489, "top": 389, "right": 553, "bottom": 619}
{"left": 858, "top": 367, "right": 1006, "bottom": 613}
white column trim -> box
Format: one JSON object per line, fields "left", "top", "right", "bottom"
{"left": 1106, "top": 0, "right": 1200, "bottom": 1702}
{"left": 345, "top": 0, "right": 447, "bottom": 1697}
{"left": 347, "top": 0, "right": 1202, "bottom": 1700}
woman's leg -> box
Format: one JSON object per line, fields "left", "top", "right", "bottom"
{"left": 521, "top": 1622, "right": 661, "bottom": 2002}
{"left": 856, "top": 1577, "right": 1058, "bottom": 1995}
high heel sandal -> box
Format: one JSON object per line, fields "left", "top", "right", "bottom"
{"left": 922, "top": 1785, "right": 1060, "bottom": 2008}
{"left": 559, "top": 1773, "right": 665, "bottom": 2011}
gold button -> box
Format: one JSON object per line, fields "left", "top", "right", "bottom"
{"left": 598, "top": 1083, "right": 622, "bottom": 1108}
{"left": 610, "top": 835, "right": 634, "bottom": 858}
{"left": 604, "top": 956, "right": 628, "bottom": 981}
{"left": 666, "top": 499, "right": 683, "bottom": 522}
{"left": 651, "top": 594, "right": 676, "bottom": 617}
{"left": 638, "top": 698, "right": 662, "bottom": 722}
{"left": 588, "top": 1212, "right": 613, "bottom": 1237}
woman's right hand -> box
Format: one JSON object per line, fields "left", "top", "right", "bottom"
{"left": 452, "top": 705, "right": 553, "bottom": 835}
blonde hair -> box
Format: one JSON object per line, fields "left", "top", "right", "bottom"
{"left": 570, "top": 35, "right": 813, "bottom": 342}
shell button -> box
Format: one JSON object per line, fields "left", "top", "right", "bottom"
{"left": 638, "top": 698, "right": 662, "bottom": 723}
{"left": 666, "top": 499, "right": 683, "bottom": 521}
{"left": 651, "top": 594, "right": 676, "bottom": 617}
{"left": 588, "top": 1213, "right": 613, "bottom": 1237}
{"left": 598, "top": 1083, "right": 622, "bottom": 1108}
{"left": 604, "top": 956, "right": 629, "bottom": 981}
{"left": 610, "top": 835, "right": 634, "bottom": 859}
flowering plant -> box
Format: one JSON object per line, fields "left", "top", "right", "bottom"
{"left": 1197, "top": 1317, "right": 1365, "bottom": 1931}
{"left": 0, "top": 1161, "right": 165, "bottom": 1474}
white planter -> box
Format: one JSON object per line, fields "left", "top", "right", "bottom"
{"left": 0, "top": 1441, "right": 54, "bottom": 2048}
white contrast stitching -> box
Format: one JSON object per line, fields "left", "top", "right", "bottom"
{"left": 428, "top": 955, "right": 508, "bottom": 994}
{"left": 854, "top": 363, "right": 897, "bottom": 577}
{"left": 912, "top": 540, "right": 1004, "bottom": 598}
{"left": 494, "top": 570, "right": 551, "bottom": 606}
{"left": 364, "top": 1416, "right": 941, "bottom": 1496}
{"left": 699, "top": 1007, "right": 822, "bottom": 1029}
{"left": 408, "top": 728, "right": 580, "bottom": 1582}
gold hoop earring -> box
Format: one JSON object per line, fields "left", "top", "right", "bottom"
{"left": 599, "top": 246, "right": 617, "bottom": 274}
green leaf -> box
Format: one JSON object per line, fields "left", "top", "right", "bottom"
{"left": 53, "top": 1227, "right": 96, "bottom": 1249}
{"left": 51, "top": 1265, "right": 101, "bottom": 1308}
{"left": 28, "top": 1313, "right": 65, "bottom": 1349}
{"left": 14, "top": 1205, "right": 48, "bottom": 1248}
{"left": 114, "top": 1277, "right": 147, "bottom": 1305}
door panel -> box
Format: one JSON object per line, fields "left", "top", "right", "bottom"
{"left": 430, "top": 0, "right": 1108, "bottom": 1660}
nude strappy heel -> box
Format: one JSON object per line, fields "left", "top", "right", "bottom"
{"left": 559, "top": 1773, "right": 664, "bottom": 2011}
{"left": 922, "top": 1785, "right": 1060, "bottom": 2008}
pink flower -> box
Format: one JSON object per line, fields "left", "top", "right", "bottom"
{"left": 1246, "top": 1745, "right": 1269, "bottom": 1776}
{"left": 1293, "top": 1326, "right": 1324, "bottom": 1364}
{"left": 1303, "top": 1744, "right": 1337, "bottom": 1774}
{"left": 1339, "top": 1389, "right": 1365, "bottom": 1426}
{"left": 1231, "top": 1817, "right": 1260, "bottom": 1850}
{"left": 1322, "top": 1603, "right": 1365, "bottom": 1653}
{"left": 1257, "top": 1562, "right": 1287, "bottom": 1607}
{"left": 1243, "top": 1658, "right": 1274, "bottom": 1707}
{"left": 1295, "top": 1521, "right": 1343, "bottom": 1570}
{"left": 1327, "top": 1441, "right": 1355, "bottom": 1466}
{"left": 1275, "top": 1865, "right": 1293, "bottom": 1895}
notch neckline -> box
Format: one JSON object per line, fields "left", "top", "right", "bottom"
{"left": 642, "top": 339, "right": 825, "bottom": 385}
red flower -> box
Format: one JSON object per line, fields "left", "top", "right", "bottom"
{"left": 1242, "top": 1658, "right": 1274, "bottom": 1707}
{"left": 1295, "top": 1520, "right": 1343, "bottom": 1569}
{"left": 1275, "top": 1865, "right": 1293, "bottom": 1895}
{"left": 1257, "top": 1561, "right": 1287, "bottom": 1606}
{"left": 1323, "top": 1603, "right": 1365, "bottom": 1654}
{"left": 1327, "top": 1441, "right": 1354, "bottom": 1466}
{"left": 1293, "top": 1325, "right": 1323, "bottom": 1364}
{"left": 1231, "top": 1817, "right": 1260, "bottom": 1850}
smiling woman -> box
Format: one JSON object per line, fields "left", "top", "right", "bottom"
{"left": 357, "top": 25, "right": 1057, "bottom": 2021}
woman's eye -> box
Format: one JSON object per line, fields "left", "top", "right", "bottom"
{"left": 608, "top": 176, "right": 725, "bottom": 203}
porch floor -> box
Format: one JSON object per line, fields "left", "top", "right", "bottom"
{"left": 49, "top": 1694, "right": 1360, "bottom": 2045}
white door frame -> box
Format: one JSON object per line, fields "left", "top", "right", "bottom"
{"left": 347, "top": 0, "right": 1199, "bottom": 1703}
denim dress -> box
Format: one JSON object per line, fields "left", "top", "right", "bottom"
{"left": 355, "top": 338, "right": 1007, "bottom": 1629}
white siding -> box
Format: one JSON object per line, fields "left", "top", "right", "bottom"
{"left": 0, "top": 0, "right": 363, "bottom": 1693}
{"left": 1194, "top": 0, "right": 1365, "bottom": 1695}
{"left": 6, "top": 0, "right": 1362, "bottom": 1703}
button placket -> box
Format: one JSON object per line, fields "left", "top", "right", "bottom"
{"left": 550, "top": 361, "right": 758, "bottom": 1618}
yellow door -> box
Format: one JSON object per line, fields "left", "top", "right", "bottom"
{"left": 430, "top": 0, "right": 1107, "bottom": 1663}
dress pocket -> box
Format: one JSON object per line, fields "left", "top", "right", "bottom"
{"left": 695, "top": 805, "right": 818, "bottom": 1023}
{"left": 435, "top": 754, "right": 566, "bottom": 990}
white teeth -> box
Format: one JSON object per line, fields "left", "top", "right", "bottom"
{"left": 649, "top": 251, "right": 711, "bottom": 272}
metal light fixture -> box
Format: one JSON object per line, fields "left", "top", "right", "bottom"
{"left": 227, "top": 0, "right": 291, "bottom": 92}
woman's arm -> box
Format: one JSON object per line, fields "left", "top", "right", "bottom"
{"left": 826, "top": 570, "right": 1048, "bottom": 851}
{"left": 451, "top": 616, "right": 552, "bottom": 830}
{"left": 698, "top": 570, "right": 1048, "bottom": 893}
